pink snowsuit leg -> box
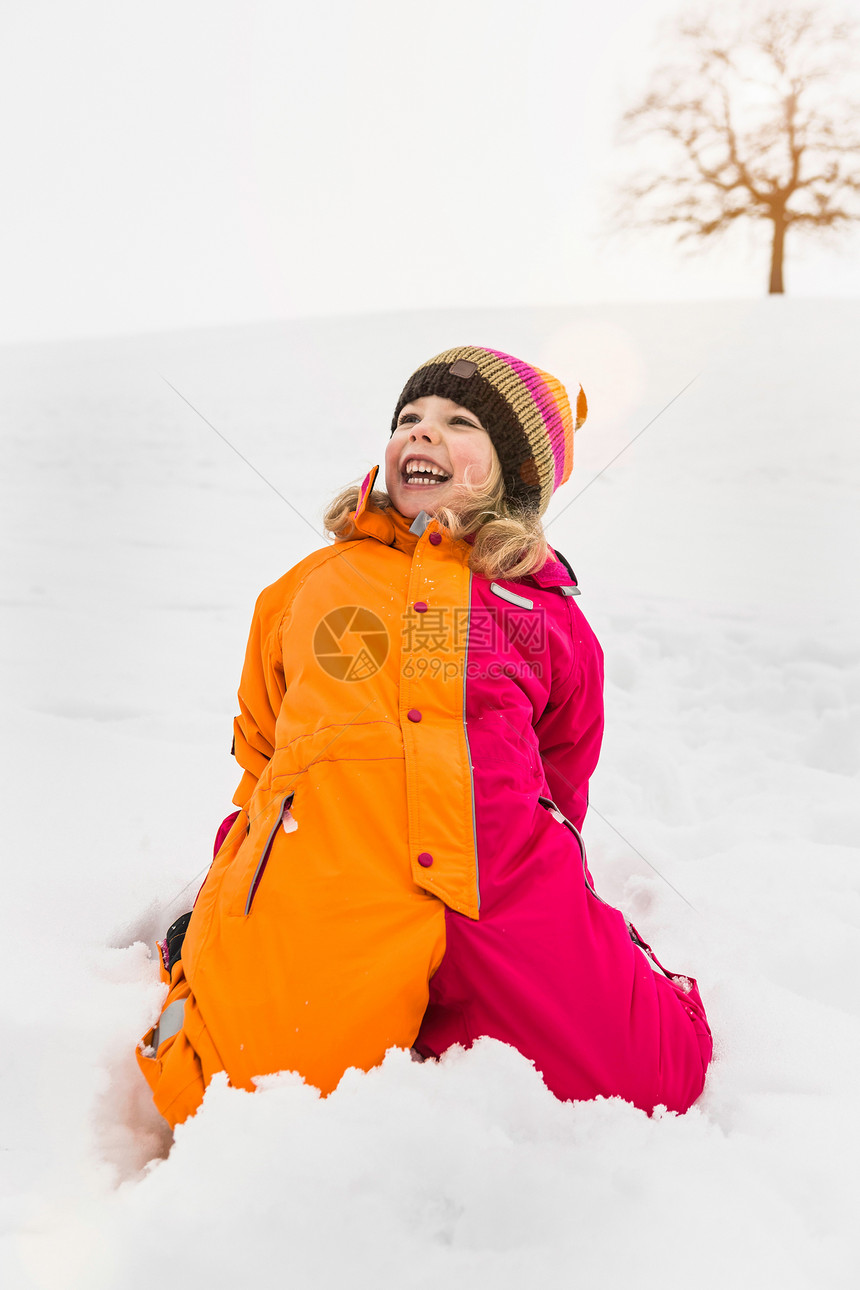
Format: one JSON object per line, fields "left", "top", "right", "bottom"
{"left": 415, "top": 797, "right": 712, "bottom": 1115}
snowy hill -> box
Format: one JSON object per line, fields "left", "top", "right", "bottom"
{"left": 1, "top": 299, "right": 858, "bottom": 1288}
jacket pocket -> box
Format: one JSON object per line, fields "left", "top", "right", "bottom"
{"left": 244, "top": 791, "right": 295, "bottom": 915}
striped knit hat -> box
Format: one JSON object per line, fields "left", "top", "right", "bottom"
{"left": 390, "top": 345, "right": 587, "bottom": 515}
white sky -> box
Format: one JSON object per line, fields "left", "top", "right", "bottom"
{"left": 2, "top": 0, "right": 859, "bottom": 345}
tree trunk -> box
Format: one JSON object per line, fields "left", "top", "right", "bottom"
{"left": 769, "top": 215, "right": 786, "bottom": 294}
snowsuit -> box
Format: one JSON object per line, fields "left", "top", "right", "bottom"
{"left": 137, "top": 467, "right": 712, "bottom": 1127}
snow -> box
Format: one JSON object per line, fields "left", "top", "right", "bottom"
{"left": 2, "top": 299, "right": 858, "bottom": 1287}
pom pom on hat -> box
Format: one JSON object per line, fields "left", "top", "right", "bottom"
{"left": 390, "top": 345, "right": 586, "bottom": 515}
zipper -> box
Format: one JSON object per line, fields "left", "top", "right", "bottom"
{"left": 244, "top": 792, "right": 295, "bottom": 916}
{"left": 538, "top": 796, "right": 687, "bottom": 981}
{"left": 462, "top": 570, "right": 480, "bottom": 912}
{"left": 537, "top": 795, "right": 610, "bottom": 906}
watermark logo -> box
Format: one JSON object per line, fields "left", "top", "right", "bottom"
{"left": 400, "top": 604, "right": 546, "bottom": 682}
{"left": 401, "top": 605, "right": 546, "bottom": 655}
{"left": 313, "top": 606, "right": 389, "bottom": 681}
{"left": 313, "top": 603, "right": 547, "bottom": 684}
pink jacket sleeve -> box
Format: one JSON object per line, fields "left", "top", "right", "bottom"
{"left": 533, "top": 600, "right": 605, "bottom": 833}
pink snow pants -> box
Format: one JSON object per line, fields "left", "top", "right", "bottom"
{"left": 414, "top": 798, "right": 712, "bottom": 1114}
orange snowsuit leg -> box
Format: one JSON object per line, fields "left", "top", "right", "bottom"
{"left": 136, "top": 957, "right": 225, "bottom": 1131}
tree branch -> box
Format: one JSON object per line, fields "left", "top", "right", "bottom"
{"left": 610, "top": 4, "right": 860, "bottom": 268}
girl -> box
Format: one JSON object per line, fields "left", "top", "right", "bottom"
{"left": 137, "top": 345, "right": 712, "bottom": 1129}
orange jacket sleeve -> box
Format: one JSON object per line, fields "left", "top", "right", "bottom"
{"left": 231, "top": 582, "right": 288, "bottom": 811}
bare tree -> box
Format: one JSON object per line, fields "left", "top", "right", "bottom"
{"left": 614, "top": 5, "right": 860, "bottom": 293}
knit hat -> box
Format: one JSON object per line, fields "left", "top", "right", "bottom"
{"left": 390, "top": 345, "right": 587, "bottom": 515}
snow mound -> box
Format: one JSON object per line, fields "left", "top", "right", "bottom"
{"left": 2, "top": 299, "right": 859, "bottom": 1288}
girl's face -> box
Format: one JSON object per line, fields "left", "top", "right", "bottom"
{"left": 385, "top": 395, "right": 496, "bottom": 519}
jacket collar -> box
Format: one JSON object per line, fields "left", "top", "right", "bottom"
{"left": 528, "top": 553, "right": 579, "bottom": 590}
{"left": 350, "top": 466, "right": 426, "bottom": 556}
{"left": 349, "top": 466, "right": 577, "bottom": 588}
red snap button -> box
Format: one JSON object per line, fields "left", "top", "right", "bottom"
{"left": 407, "top": 708, "right": 422, "bottom": 722}
{"left": 413, "top": 601, "right": 428, "bottom": 613}
{"left": 417, "top": 852, "right": 434, "bottom": 868}
{"left": 428, "top": 532, "right": 442, "bottom": 546}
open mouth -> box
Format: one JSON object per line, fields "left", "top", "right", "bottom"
{"left": 401, "top": 458, "right": 452, "bottom": 488}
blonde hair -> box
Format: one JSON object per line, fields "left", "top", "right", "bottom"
{"left": 322, "top": 455, "right": 550, "bottom": 582}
